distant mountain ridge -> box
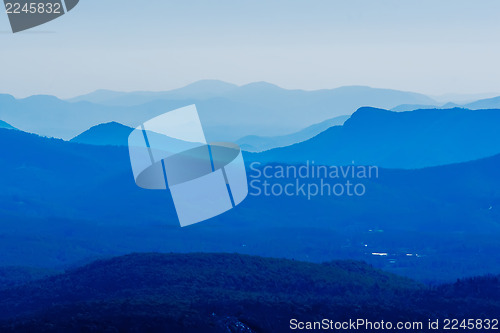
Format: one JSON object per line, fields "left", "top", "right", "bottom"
{"left": 69, "top": 80, "right": 240, "bottom": 106}
{"left": 65, "top": 103, "right": 500, "bottom": 161}
{"left": 237, "top": 115, "right": 350, "bottom": 152}
{"left": 254, "top": 107, "right": 500, "bottom": 169}
{"left": 0, "top": 81, "right": 439, "bottom": 141}
{"left": 464, "top": 95, "right": 500, "bottom": 109}
{"left": 71, "top": 115, "right": 350, "bottom": 150}
{"left": 392, "top": 94, "right": 500, "bottom": 112}
{"left": 68, "top": 81, "right": 436, "bottom": 109}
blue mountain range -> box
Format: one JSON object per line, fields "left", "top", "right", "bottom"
{"left": 236, "top": 115, "right": 350, "bottom": 152}
{"left": 392, "top": 95, "right": 500, "bottom": 112}
{"left": 0, "top": 109, "right": 499, "bottom": 282}
{"left": 0, "top": 81, "right": 438, "bottom": 141}
{"left": 2, "top": 84, "right": 500, "bottom": 284}
{"left": 70, "top": 116, "right": 350, "bottom": 152}
{"left": 254, "top": 107, "right": 500, "bottom": 169}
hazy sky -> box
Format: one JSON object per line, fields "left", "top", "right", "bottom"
{"left": 1, "top": 0, "right": 500, "bottom": 98}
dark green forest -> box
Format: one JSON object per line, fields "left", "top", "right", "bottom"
{"left": 0, "top": 253, "right": 498, "bottom": 332}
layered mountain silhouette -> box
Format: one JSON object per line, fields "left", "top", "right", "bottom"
{"left": 68, "top": 80, "right": 240, "bottom": 106}
{"left": 237, "top": 115, "right": 350, "bottom": 152}
{"left": 464, "top": 95, "right": 500, "bottom": 109}
{"left": 0, "top": 127, "right": 499, "bottom": 282}
{"left": 391, "top": 104, "right": 439, "bottom": 112}
{"left": 0, "top": 82, "right": 437, "bottom": 141}
{"left": 70, "top": 116, "right": 350, "bottom": 151}
{"left": 69, "top": 80, "right": 436, "bottom": 109}
{"left": 0, "top": 94, "right": 123, "bottom": 139}
{"left": 254, "top": 107, "right": 500, "bottom": 169}
{"left": 0, "top": 253, "right": 498, "bottom": 333}
{"left": 392, "top": 94, "right": 500, "bottom": 112}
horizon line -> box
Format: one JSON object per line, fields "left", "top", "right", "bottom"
{"left": 2, "top": 79, "right": 500, "bottom": 102}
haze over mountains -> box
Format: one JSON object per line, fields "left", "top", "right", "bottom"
{"left": 71, "top": 106, "right": 500, "bottom": 163}
{"left": 0, "top": 81, "right": 437, "bottom": 141}
{"left": 392, "top": 95, "right": 500, "bottom": 112}
{"left": 71, "top": 116, "right": 350, "bottom": 152}
{"left": 3, "top": 80, "right": 500, "bottom": 148}
{"left": 1, "top": 82, "right": 500, "bottom": 285}
{"left": 254, "top": 107, "right": 500, "bottom": 169}
{"left": 2, "top": 80, "right": 500, "bottom": 145}
{"left": 68, "top": 80, "right": 242, "bottom": 106}
{"left": 69, "top": 80, "right": 436, "bottom": 109}
{"left": 236, "top": 115, "right": 350, "bottom": 152}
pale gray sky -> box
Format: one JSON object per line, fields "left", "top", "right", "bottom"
{"left": 1, "top": 0, "right": 500, "bottom": 98}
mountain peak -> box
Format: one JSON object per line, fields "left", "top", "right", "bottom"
{"left": 240, "top": 81, "right": 282, "bottom": 90}
{"left": 21, "top": 94, "right": 64, "bottom": 104}
{"left": 350, "top": 106, "right": 393, "bottom": 117}
{"left": 71, "top": 122, "right": 133, "bottom": 146}
{"left": 94, "top": 121, "right": 129, "bottom": 128}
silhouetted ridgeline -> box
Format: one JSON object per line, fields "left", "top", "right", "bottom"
{"left": 254, "top": 107, "right": 500, "bottom": 168}
{"left": 69, "top": 115, "right": 350, "bottom": 152}
{"left": 0, "top": 253, "right": 498, "bottom": 333}
{"left": 70, "top": 121, "right": 133, "bottom": 147}
{"left": 66, "top": 106, "right": 500, "bottom": 160}
{"left": 236, "top": 115, "right": 349, "bottom": 152}
{"left": 0, "top": 83, "right": 436, "bottom": 142}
